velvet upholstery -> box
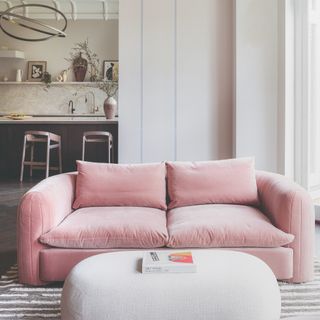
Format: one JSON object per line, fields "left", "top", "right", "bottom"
{"left": 256, "top": 170, "right": 315, "bottom": 283}
{"left": 17, "top": 169, "right": 315, "bottom": 285}
{"left": 40, "top": 206, "right": 168, "bottom": 249}
{"left": 167, "top": 204, "right": 294, "bottom": 248}
{"left": 73, "top": 161, "right": 167, "bottom": 210}
{"left": 17, "top": 172, "right": 76, "bottom": 286}
{"left": 167, "top": 158, "right": 259, "bottom": 209}
{"left": 39, "top": 247, "right": 293, "bottom": 282}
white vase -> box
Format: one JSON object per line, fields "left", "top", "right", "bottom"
{"left": 103, "top": 96, "right": 117, "bottom": 119}
{"left": 16, "top": 69, "right": 23, "bottom": 82}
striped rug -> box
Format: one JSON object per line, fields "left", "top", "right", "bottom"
{"left": 0, "top": 261, "right": 320, "bottom": 319}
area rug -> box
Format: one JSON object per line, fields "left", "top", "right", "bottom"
{"left": 0, "top": 261, "right": 320, "bottom": 319}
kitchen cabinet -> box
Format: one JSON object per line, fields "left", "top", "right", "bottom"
{"left": 0, "top": 121, "right": 118, "bottom": 179}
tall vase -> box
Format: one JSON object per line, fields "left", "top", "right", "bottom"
{"left": 73, "top": 53, "right": 87, "bottom": 82}
{"left": 104, "top": 96, "right": 117, "bottom": 119}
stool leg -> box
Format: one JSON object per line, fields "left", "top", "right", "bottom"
{"left": 107, "top": 139, "right": 111, "bottom": 163}
{"left": 58, "top": 140, "right": 62, "bottom": 173}
{"left": 30, "top": 142, "right": 34, "bottom": 177}
{"left": 20, "top": 136, "right": 27, "bottom": 182}
{"left": 45, "top": 137, "right": 50, "bottom": 179}
{"left": 82, "top": 137, "right": 86, "bottom": 161}
{"left": 111, "top": 143, "right": 114, "bottom": 163}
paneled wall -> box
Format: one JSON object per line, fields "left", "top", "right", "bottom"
{"left": 234, "top": 0, "right": 279, "bottom": 172}
{"left": 119, "top": 0, "right": 233, "bottom": 163}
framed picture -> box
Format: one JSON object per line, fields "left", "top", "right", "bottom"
{"left": 27, "top": 61, "right": 47, "bottom": 81}
{"left": 103, "top": 60, "right": 119, "bottom": 81}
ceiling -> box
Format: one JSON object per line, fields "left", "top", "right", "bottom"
{"left": 0, "top": 0, "right": 119, "bottom": 20}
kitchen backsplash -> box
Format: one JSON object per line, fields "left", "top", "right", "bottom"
{"left": 0, "top": 84, "right": 111, "bottom": 115}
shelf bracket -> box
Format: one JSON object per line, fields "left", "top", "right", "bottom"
{"left": 20, "top": 0, "right": 28, "bottom": 17}
{"left": 4, "top": 0, "right": 12, "bottom": 19}
{"left": 4, "top": 0, "right": 12, "bottom": 10}
{"left": 69, "top": 0, "right": 77, "bottom": 21}
{"left": 51, "top": 0, "right": 61, "bottom": 20}
{"left": 101, "top": 0, "right": 109, "bottom": 21}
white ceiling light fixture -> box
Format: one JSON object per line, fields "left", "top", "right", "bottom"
{"left": 0, "top": 3, "right": 67, "bottom": 41}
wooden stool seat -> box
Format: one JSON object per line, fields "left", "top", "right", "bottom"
{"left": 82, "top": 131, "right": 113, "bottom": 163}
{"left": 20, "top": 131, "right": 62, "bottom": 182}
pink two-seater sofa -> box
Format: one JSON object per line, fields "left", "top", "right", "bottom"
{"left": 17, "top": 159, "right": 315, "bottom": 285}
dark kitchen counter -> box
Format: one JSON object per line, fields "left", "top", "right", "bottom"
{"left": 0, "top": 118, "right": 118, "bottom": 179}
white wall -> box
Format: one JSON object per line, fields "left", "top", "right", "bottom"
{"left": 119, "top": 0, "right": 233, "bottom": 163}
{"left": 234, "top": 0, "right": 279, "bottom": 172}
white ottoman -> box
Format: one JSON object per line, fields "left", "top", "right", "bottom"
{"left": 61, "top": 250, "right": 281, "bottom": 320}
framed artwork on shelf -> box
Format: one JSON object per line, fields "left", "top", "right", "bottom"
{"left": 103, "top": 60, "right": 118, "bottom": 81}
{"left": 27, "top": 61, "right": 47, "bottom": 81}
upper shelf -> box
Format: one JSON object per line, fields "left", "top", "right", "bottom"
{"left": 0, "top": 50, "right": 25, "bottom": 59}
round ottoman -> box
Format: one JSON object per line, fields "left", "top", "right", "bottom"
{"left": 61, "top": 250, "right": 281, "bottom": 320}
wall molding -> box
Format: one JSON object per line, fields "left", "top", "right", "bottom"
{"left": 140, "top": 0, "right": 144, "bottom": 162}
{"left": 0, "top": 0, "right": 119, "bottom": 20}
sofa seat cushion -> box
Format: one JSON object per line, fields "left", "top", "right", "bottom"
{"left": 40, "top": 207, "right": 168, "bottom": 249}
{"left": 167, "top": 204, "right": 294, "bottom": 248}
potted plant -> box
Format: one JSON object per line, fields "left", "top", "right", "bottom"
{"left": 99, "top": 80, "right": 118, "bottom": 119}
{"left": 67, "top": 39, "right": 100, "bottom": 82}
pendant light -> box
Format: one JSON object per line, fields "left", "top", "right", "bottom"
{"left": 0, "top": 4, "right": 67, "bottom": 42}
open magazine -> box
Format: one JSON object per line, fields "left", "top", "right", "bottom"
{"left": 142, "top": 251, "right": 197, "bottom": 273}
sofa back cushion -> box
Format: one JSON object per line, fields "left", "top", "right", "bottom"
{"left": 73, "top": 161, "right": 167, "bottom": 210}
{"left": 167, "top": 158, "right": 259, "bottom": 209}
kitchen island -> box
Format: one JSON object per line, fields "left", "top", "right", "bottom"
{"left": 0, "top": 115, "right": 118, "bottom": 179}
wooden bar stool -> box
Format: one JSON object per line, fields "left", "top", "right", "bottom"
{"left": 20, "top": 131, "right": 62, "bottom": 182}
{"left": 82, "top": 131, "right": 113, "bottom": 163}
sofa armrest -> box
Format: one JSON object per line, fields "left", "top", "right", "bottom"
{"left": 17, "top": 172, "right": 77, "bottom": 285}
{"left": 256, "top": 170, "right": 315, "bottom": 282}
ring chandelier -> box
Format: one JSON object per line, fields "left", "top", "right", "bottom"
{"left": 0, "top": 4, "right": 67, "bottom": 41}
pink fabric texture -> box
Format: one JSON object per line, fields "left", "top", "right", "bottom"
{"left": 73, "top": 161, "right": 167, "bottom": 210}
{"left": 39, "top": 247, "right": 293, "bottom": 282}
{"left": 256, "top": 170, "right": 315, "bottom": 283}
{"left": 167, "top": 204, "right": 294, "bottom": 248}
{"left": 40, "top": 207, "right": 168, "bottom": 249}
{"left": 17, "top": 167, "right": 315, "bottom": 285}
{"left": 167, "top": 158, "right": 259, "bottom": 209}
{"left": 17, "top": 172, "right": 77, "bottom": 286}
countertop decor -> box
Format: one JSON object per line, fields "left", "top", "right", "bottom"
{"left": 67, "top": 39, "right": 100, "bottom": 82}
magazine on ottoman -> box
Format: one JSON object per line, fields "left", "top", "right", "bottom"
{"left": 142, "top": 251, "right": 197, "bottom": 273}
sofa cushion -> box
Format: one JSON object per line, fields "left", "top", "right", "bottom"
{"left": 166, "top": 158, "right": 259, "bottom": 209}
{"left": 73, "top": 161, "right": 167, "bottom": 210}
{"left": 167, "top": 204, "right": 294, "bottom": 248}
{"left": 40, "top": 207, "right": 168, "bottom": 249}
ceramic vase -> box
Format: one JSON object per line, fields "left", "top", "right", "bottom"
{"left": 73, "top": 53, "right": 87, "bottom": 82}
{"left": 104, "top": 96, "right": 117, "bottom": 119}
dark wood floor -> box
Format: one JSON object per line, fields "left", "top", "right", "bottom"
{"left": 0, "top": 179, "right": 38, "bottom": 274}
{"left": 0, "top": 179, "right": 320, "bottom": 275}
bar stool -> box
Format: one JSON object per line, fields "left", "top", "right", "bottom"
{"left": 20, "top": 131, "right": 62, "bottom": 182}
{"left": 82, "top": 131, "right": 113, "bottom": 163}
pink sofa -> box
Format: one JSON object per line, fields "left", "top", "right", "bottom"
{"left": 17, "top": 160, "right": 315, "bottom": 286}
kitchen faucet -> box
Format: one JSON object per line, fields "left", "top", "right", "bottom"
{"left": 68, "top": 92, "right": 98, "bottom": 114}
{"left": 86, "top": 91, "right": 99, "bottom": 114}
{"left": 69, "top": 100, "right": 75, "bottom": 114}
